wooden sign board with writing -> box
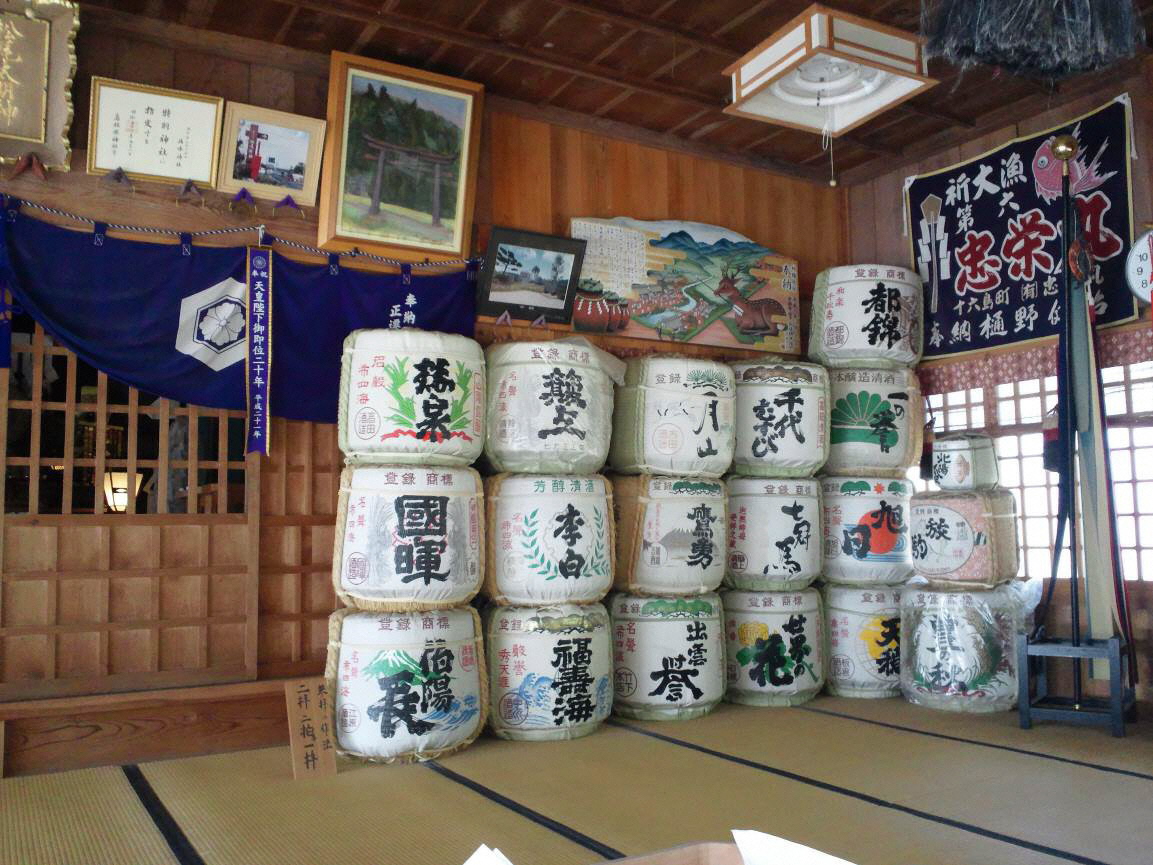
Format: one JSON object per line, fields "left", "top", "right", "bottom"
{"left": 284, "top": 677, "right": 337, "bottom": 780}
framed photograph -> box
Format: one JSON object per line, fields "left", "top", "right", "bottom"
{"left": 318, "top": 52, "right": 483, "bottom": 262}
{"left": 87, "top": 77, "right": 223, "bottom": 184}
{"left": 215, "top": 103, "right": 326, "bottom": 206}
{"left": 478, "top": 228, "right": 586, "bottom": 324}
{"left": 0, "top": 0, "right": 78, "bottom": 169}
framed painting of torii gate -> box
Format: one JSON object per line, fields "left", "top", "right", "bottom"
{"left": 318, "top": 52, "right": 484, "bottom": 263}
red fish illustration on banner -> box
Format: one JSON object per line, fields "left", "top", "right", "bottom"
{"left": 1032, "top": 123, "right": 1118, "bottom": 204}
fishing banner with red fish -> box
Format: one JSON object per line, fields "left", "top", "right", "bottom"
{"left": 907, "top": 96, "right": 1137, "bottom": 361}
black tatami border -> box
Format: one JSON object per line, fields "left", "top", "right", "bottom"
{"left": 122, "top": 764, "right": 208, "bottom": 865}
{"left": 801, "top": 705, "right": 1153, "bottom": 782}
{"left": 609, "top": 720, "right": 1114, "bottom": 865}
{"left": 426, "top": 761, "right": 625, "bottom": 860}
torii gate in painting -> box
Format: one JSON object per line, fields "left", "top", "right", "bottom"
{"left": 362, "top": 135, "right": 457, "bottom": 226}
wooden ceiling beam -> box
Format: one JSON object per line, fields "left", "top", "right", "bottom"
{"left": 897, "top": 100, "right": 976, "bottom": 129}
{"left": 179, "top": 0, "right": 219, "bottom": 29}
{"left": 273, "top": 6, "right": 299, "bottom": 44}
{"left": 276, "top": 0, "right": 728, "bottom": 112}
{"left": 545, "top": 0, "right": 744, "bottom": 57}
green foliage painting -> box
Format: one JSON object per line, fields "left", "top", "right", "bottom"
{"left": 340, "top": 72, "right": 471, "bottom": 251}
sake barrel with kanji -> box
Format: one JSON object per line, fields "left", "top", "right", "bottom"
{"left": 910, "top": 489, "right": 1019, "bottom": 589}
{"left": 609, "top": 356, "right": 735, "bottom": 478}
{"left": 809, "top": 264, "right": 923, "bottom": 368}
{"left": 821, "top": 477, "right": 914, "bottom": 586}
{"left": 725, "top": 477, "right": 821, "bottom": 591}
{"left": 723, "top": 589, "right": 824, "bottom": 706}
{"left": 612, "top": 475, "right": 726, "bottom": 596}
{"left": 486, "top": 603, "right": 612, "bottom": 741}
{"left": 900, "top": 584, "right": 1021, "bottom": 712}
{"left": 730, "top": 359, "right": 830, "bottom": 478}
{"left": 485, "top": 474, "right": 614, "bottom": 605}
{"left": 333, "top": 466, "right": 483, "bottom": 611}
{"left": 932, "top": 432, "right": 1000, "bottom": 491}
{"left": 327, "top": 607, "right": 486, "bottom": 762}
{"left": 338, "top": 329, "right": 485, "bottom": 465}
{"left": 825, "top": 368, "right": 923, "bottom": 478}
{"left": 824, "top": 584, "right": 902, "bottom": 698}
{"left": 485, "top": 341, "right": 619, "bottom": 474}
{"left": 610, "top": 593, "right": 725, "bottom": 720}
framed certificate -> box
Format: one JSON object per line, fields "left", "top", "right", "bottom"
{"left": 87, "top": 77, "right": 223, "bottom": 184}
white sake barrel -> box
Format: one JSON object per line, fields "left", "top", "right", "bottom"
{"left": 328, "top": 608, "right": 486, "bottom": 762}
{"left": 613, "top": 475, "right": 726, "bottom": 596}
{"left": 933, "top": 433, "right": 1000, "bottom": 491}
{"left": 824, "top": 584, "right": 902, "bottom": 698}
{"left": 910, "top": 489, "right": 1019, "bottom": 589}
{"left": 821, "top": 477, "right": 914, "bottom": 586}
{"left": 485, "top": 474, "right": 614, "bottom": 605}
{"left": 730, "top": 359, "right": 830, "bottom": 477}
{"left": 485, "top": 341, "right": 619, "bottom": 474}
{"left": 333, "top": 466, "right": 483, "bottom": 611}
{"left": 725, "top": 477, "right": 821, "bottom": 591}
{"left": 809, "top": 264, "right": 923, "bottom": 368}
{"left": 610, "top": 592, "right": 725, "bottom": 720}
{"left": 825, "top": 368, "right": 923, "bottom": 477}
{"left": 610, "top": 357, "right": 735, "bottom": 478}
{"left": 723, "top": 589, "right": 825, "bottom": 706}
{"left": 338, "top": 329, "right": 485, "bottom": 465}
{"left": 486, "top": 604, "right": 612, "bottom": 741}
{"left": 901, "top": 584, "right": 1021, "bottom": 712}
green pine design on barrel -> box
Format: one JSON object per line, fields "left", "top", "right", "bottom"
{"left": 587, "top": 506, "right": 609, "bottom": 576}
{"left": 830, "top": 389, "right": 900, "bottom": 452}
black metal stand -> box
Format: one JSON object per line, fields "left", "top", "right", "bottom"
{"left": 1018, "top": 634, "right": 1137, "bottom": 737}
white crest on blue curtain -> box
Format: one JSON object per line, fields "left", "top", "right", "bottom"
{"left": 175, "top": 277, "right": 247, "bottom": 371}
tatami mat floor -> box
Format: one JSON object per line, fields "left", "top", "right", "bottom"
{"left": 3, "top": 696, "right": 1152, "bottom": 865}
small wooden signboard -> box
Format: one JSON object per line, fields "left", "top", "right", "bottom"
{"left": 284, "top": 677, "right": 337, "bottom": 780}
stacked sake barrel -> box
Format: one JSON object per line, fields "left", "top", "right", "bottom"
{"left": 809, "top": 264, "right": 924, "bottom": 699}
{"left": 723, "top": 361, "right": 830, "bottom": 706}
{"left": 481, "top": 341, "right": 621, "bottom": 740}
{"left": 608, "top": 357, "right": 731, "bottom": 719}
{"left": 329, "top": 330, "right": 489, "bottom": 763}
{"left": 902, "top": 432, "right": 1022, "bottom": 712}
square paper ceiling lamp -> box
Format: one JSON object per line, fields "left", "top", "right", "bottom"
{"left": 724, "top": 4, "right": 937, "bottom": 137}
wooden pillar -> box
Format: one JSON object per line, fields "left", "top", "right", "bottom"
{"left": 369, "top": 146, "right": 386, "bottom": 215}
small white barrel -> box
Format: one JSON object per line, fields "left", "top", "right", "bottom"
{"left": 333, "top": 466, "right": 483, "bottom": 611}
{"left": 821, "top": 477, "right": 914, "bottom": 586}
{"left": 730, "top": 359, "right": 830, "bottom": 478}
{"left": 612, "top": 475, "right": 726, "bottom": 596}
{"left": 609, "top": 356, "right": 735, "bottom": 478}
{"left": 725, "top": 477, "right": 821, "bottom": 591}
{"left": 485, "top": 341, "right": 618, "bottom": 474}
{"left": 485, "top": 474, "right": 614, "bottom": 605}
{"left": 809, "top": 264, "right": 923, "bottom": 368}
{"left": 824, "top": 584, "right": 902, "bottom": 698}
{"left": 327, "top": 608, "right": 486, "bottom": 762}
{"left": 910, "top": 489, "right": 1019, "bottom": 589}
{"left": 932, "top": 433, "right": 1000, "bottom": 490}
{"left": 723, "top": 589, "right": 825, "bottom": 706}
{"left": 825, "top": 368, "right": 923, "bottom": 477}
{"left": 338, "top": 329, "right": 485, "bottom": 465}
{"left": 486, "top": 603, "right": 612, "bottom": 741}
{"left": 610, "top": 592, "right": 725, "bottom": 720}
{"left": 901, "top": 584, "right": 1021, "bottom": 712}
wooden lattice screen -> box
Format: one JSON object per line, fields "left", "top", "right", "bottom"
{"left": 0, "top": 323, "right": 261, "bottom": 701}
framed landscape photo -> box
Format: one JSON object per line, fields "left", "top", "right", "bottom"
{"left": 318, "top": 52, "right": 483, "bottom": 262}
{"left": 87, "top": 77, "right": 223, "bottom": 184}
{"left": 0, "top": 0, "right": 78, "bottom": 169}
{"left": 478, "top": 228, "right": 586, "bottom": 324}
{"left": 216, "top": 103, "right": 326, "bottom": 206}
